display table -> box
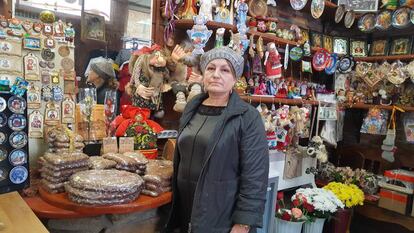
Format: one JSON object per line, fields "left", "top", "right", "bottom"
{"left": 0, "top": 192, "right": 48, "bottom": 233}
{"left": 38, "top": 187, "right": 172, "bottom": 215}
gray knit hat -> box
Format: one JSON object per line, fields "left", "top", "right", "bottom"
{"left": 90, "top": 59, "right": 116, "bottom": 80}
{"left": 200, "top": 47, "right": 244, "bottom": 78}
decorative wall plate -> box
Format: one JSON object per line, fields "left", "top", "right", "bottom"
{"left": 8, "top": 96, "right": 26, "bottom": 114}
{"left": 0, "top": 97, "right": 5, "bottom": 112}
{"left": 58, "top": 45, "right": 70, "bottom": 57}
{"left": 325, "top": 53, "right": 338, "bottom": 75}
{"left": 61, "top": 57, "right": 74, "bottom": 71}
{"left": 290, "top": 0, "right": 308, "bottom": 10}
{"left": 9, "top": 149, "right": 27, "bottom": 166}
{"left": 338, "top": 56, "right": 354, "bottom": 73}
{"left": 0, "top": 113, "right": 6, "bottom": 127}
{"left": 290, "top": 46, "right": 303, "bottom": 61}
{"left": 0, "top": 132, "right": 5, "bottom": 144}
{"left": 248, "top": 0, "right": 268, "bottom": 18}
{"left": 392, "top": 6, "right": 411, "bottom": 29}
{"left": 311, "top": 0, "right": 325, "bottom": 19}
{"left": 312, "top": 48, "right": 330, "bottom": 71}
{"left": 376, "top": 10, "right": 392, "bottom": 30}
{"left": 9, "top": 166, "right": 28, "bottom": 184}
{"left": 24, "top": 53, "right": 40, "bottom": 81}
{"left": 344, "top": 10, "right": 356, "bottom": 28}
{"left": 335, "top": 4, "right": 346, "bottom": 23}
{"left": 28, "top": 111, "right": 43, "bottom": 138}
{"left": 9, "top": 131, "right": 28, "bottom": 149}
{"left": 8, "top": 114, "right": 26, "bottom": 131}
{"left": 358, "top": 13, "right": 376, "bottom": 32}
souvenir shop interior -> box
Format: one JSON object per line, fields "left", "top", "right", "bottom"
{"left": 1, "top": 0, "right": 414, "bottom": 232}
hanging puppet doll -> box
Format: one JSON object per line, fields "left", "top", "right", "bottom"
{"left": 264, "top": 42, "right": 282, "bottom": 80}
{"left": 126, "top": 45, "right": 170, "bottom": 118}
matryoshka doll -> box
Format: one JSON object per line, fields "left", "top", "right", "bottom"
{"left": 264, "top": 42, "right": 282, "bottom": 80}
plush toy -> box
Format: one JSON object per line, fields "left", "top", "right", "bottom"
{"left": 126, "top": 45, "right": 170, "bottom": 118}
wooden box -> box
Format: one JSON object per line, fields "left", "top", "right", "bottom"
{"left": 75, "top": 104, "right": 107, "bottom": 141}
{"left": 378, "top": 188, "right": 413, "bottom": 215}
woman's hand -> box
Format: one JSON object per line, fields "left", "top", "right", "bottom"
{"left": 136, "top": 84, "right": 155, "bottom": 99}
{"left": 188, "top": 72, "right": 203, "bottom": 84}
{"left": 230, "top": 224, "right": 250, "bottom": 233}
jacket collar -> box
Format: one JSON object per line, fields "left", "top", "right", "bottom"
{"left": 180, "top": 92, "right": 248, "bottom": 129}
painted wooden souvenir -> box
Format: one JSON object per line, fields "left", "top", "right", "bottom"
{"left": 51, "top": 71, "right": 60, "bottom": 84}
{"left": 27, "top": 82, "right": 41, "bottom": 109}
{"left": 311, "top": 0, "right": 325, "bottom": 19}
{"left": 54, "top": 19, "right": 65, "bottom": 37}
{"left": 44, "top": 102, "right": 60, "bottom": 126}
{"left": 64, "top": 22, "right": 75, "bottom": 46}
{"left": 0, "top": 38, "right": 22, "bottom": 56}
{"left": 41, "top": 85, "right": 52, "bottom": 101}
{"left": 350, "top": 40, "right": 368, "bottom": 57}
{"left": 333, "top": 37, "right": 349, "bottom": 55}
{"left": 33, "top": 22, "right": 43, "bottom": 33}
{"left": 41, "top": 69, "right": 51, "bottom": 85}
{"left": 181, "top": 0, "right": 198, "bottom": 19}
{"left": 23, "top": 37, "right": 41, "bottom": 50}
{"left": 28, "top": 111, "right": 44, "bottom": 138}
{"left": 61, "top": 98, "right": 75, "bottom": 124}
{"left": 22, "top": 20, "right": 33, "bottom": 33}
{"left": 44, "top": 36, "right": 55, "bottom": 48}
{"left": 187, "top": 15, "right": 213, "bottom": 55}
{"left": 323, "top": 35, "right": 333, "bottom": 53}
{"left": 52, "top": 86, "right": 63, "bottom": 102}
{"left": 8, "top": 18, "right": 22, "bottom": 30}
{"left": 214, "top": 0, "right": 231, "bottom": 24}
{"left": 6, "top": 29, "right": 23, "bottom": 37}
{"left": 43, "top": 23, "right": 53, "bottom": 36}
{"left": 0, "top": 16, "right": 8, "bottom": 28}
{"left": 23, "top": 53, "right": 40, "bottom": 81}
{"left": 61, "top": 69, "right": 76, "bottom": 81}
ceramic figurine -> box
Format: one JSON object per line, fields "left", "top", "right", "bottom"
{"left": 199, "top": 0, "right": 217, "bottom": 21}
{"left": 181, "top": 0, "right": 198, "bottom": 19}
{"left": 187, "top": 15, "right": 213, "bottom": 55}
{"left": 173, "top": 92, "right": 187, "bottom": 112}
{"left": 215, "top": 28, "right": 225, "bottom": 48}
{"left": 64, "top": 22, "right": 75, "bottom": 46}
{"left": 235, "top": 0, "right": 248, "bottom": 32}
{"left": 214, "top": 0, "right": 231, "bottom": 24}
{"left": 264, "top": 42, "right": 282, "bottom": 80}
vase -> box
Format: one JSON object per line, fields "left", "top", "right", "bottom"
{"left": 274, "top": 218, "right": 303, "bottom": 233}
{"left": 330, "top": 208, "right": 353, "bottom": 233}
{"left": 302, "top": 218, "right": 325, "bottom": 233}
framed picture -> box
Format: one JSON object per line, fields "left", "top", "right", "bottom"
{"left": 23, "top": 37, "right": 41, "bottom": 50}
{"left": 337, "top": 0, "right": 378, "bottom": 12}
{"left": 311, "top": 32, "right": 323, "bottom": 48}
{"left": 299, "top": 28, "right": 310, "bottom": 45}
{"left": 333, "top": 37, "right": 349, "bottom": 55}
{"left": 81, "top": 12, "right": 106, "bottom": 42}
{"left": 370, "top": 39, "right": 389, "bottom": 56}
{"left": 323, "top": 35, "right": 333, "bottom": 53}
{"left": 350, "top": 39, "right": 368, "bottom": 57}
{"left": 390, "top": 37, "right": 412, "bottom": 55}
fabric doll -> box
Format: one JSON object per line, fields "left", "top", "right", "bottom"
{"left": 264, "top": 42, "right": 282, "bottom": 80}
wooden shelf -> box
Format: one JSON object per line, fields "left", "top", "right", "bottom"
{"left": 174, "top": 19, "right": 300, "bottom": 47}
{"left": 345, "top": 103, "right": 414, "bottom": 112}
{"left": 354, "top": 54, "right": 414, "bottom": 62}
{"left": 39, "top": 187, "right": 172, "bottom": 215}
{"left": 325, "top": 1, "right": 337, "bottom": 9}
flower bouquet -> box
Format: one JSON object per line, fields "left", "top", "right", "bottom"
{"left": 291, "top": 188, "right": 344, "bottom": 233}
{"left": 275, "top": 196, "right": 306, "bottom": 233}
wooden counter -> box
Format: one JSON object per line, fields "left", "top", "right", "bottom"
{"left": 0, "top": 192, "right": 48, "bottom": 233}
{"left": 39, "top": 187, "right": 172, "bottom": 215}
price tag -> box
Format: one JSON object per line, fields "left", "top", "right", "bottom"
{"left": 119, "top": 137, "right": 134, "bottom": 153}
{"left": 102, "top": 137, "right": 118, "bottom": 154}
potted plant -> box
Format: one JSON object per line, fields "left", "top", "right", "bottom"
{"left": 275, "top": 195, "right": 306, "bottom": 233}
{"left": 323, "top": 182, "right": 365, "bottom": 233}
{"left": 291, "top": 188, "right": 344, "bottom": 233}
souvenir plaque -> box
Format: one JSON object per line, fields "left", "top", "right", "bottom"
{"left": 8, "top": 18, "right": 21, "bottom": 30}
{"left": 51, "top": 71, "right": 60, "bottom": 84}
{"left": 358, "top": 13, "right": 376, "bottom": 32}
{"left": 0, "top": 132, "right": 5, "bottom": 144}
{"left": 27, "top": 83, "right": 41, "bottom": 109}
{"left": 335, "top": 4, "right": 346, "bottom": 23}
{"left": 0, "top": 16, "right": 8, "bottom": 28}
{"left": 8, "top": 114, "right": 26, "bottom": 131}
{"left": 61, "top": 58, "right": 74, "bottom": 71}
{"left": 311, "top": 0, "right": 325, "bottom": 19}
{"left": 51, "top": 86, "right": 63, "bottom": 102}
{"left": 0, "top": 97, "right": 5, "bottom": 112}
{"left": 41, "top": 69, "right": 51, "bottom": 85}
{"left": 9, "top": 149, "right": 27, "bottom": 166}
{"left": 9, "top": 131, "right": 28, "bottom": 149}
{"left": 23, "top": 37, "right": 41, "bottom": 50}
{"left": 58, "top": 45, "right": 70, "bottom": 57}
{"left": 392, "top": 6, "right": 411, "bottom": 29}
{"left": 0, "top": 113, "right": 6, "bottom": 127}
{"left": 350, "top": 40, "right": 368, "bottom": 57}
{"left": 41, "top": 48, "right": 55, "bottom": 61}
{"left": 41, "top": 85, "right": 52, "bottom": 102}
{"left": 8, "top": 96, "right": 26, "bottom": 114}
{"left": 22, "top": 20, "right": 33, "bottom": 33}
{"left": 290, "top": 46, "right": 303, "bottom": 61}
{"left": 61, "top": 98, "right": 75, "bottom": 124}
{"left": 311, "top": 32, "right": 323, "bottom": 48}
{"left": 333, "top": 37, "right": 348, "bottom": 55}
{"left": 23, "top": 53, "right": 40, "bottom": 81}
{"left": 43, "top": 23, "right": 53, "bottom": 36}
{"left": 390, "top": 37, "right": 412, "bottom": 55}
{"left": 44, "top": 36, "right": 55, "bottom": 48}
{"left": 0, "top": 29, "right": 5, "bottom": 39}
{"left": 323, "top": 35, "right": 333, "bottom": 53}
{"left": 44, "top": 102, "right": 60, "bottom": 126}
{"left": 54, "top": 20, "right": 65, "bottom": 37}
{"left": 33, "top": 22, "right": 43, "bottom": 33}
{"left": 290, "top": 0, "right": 308, "bottom": 10}
{"left": 344, "top": 10, "right": 356, "bottom": 28}
{"left": 9, "top": 166, "right": 28, "bottom": 184}
{"left": 376, "top": 10, "right": 392, "bottom": 30}
{"left": 0, "top": 38, "right": 22, "bottom": 56}
{"left": 0, "top": 147, "right": 6, "bottom": 162}
{"left": 62, "top": 70, "right": 75, "bottom": 81}
{"left": 370, "top": 39, "right": 389, "bottom": 56}
{"left": 28, "top": 111, "right": 44, "bottom": 138}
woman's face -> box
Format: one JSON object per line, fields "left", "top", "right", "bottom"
{"left": 87, "top": 69, "right": 103, "bottom": 86}
{"left": 203, "top": 59, "right": 236, "bottom": 95}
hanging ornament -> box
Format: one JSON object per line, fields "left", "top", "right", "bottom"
{"left": 28, "top": 111, "right": 44, "bottom": 138}
{"left": 61, "top": 98, "right": 75, "bottom": 124}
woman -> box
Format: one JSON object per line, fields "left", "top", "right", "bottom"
{"left": 86, "top": 59, "right": 118, "bottom": 104}
{"left": 165, "top": 47, "right": 269, "bottom": 233}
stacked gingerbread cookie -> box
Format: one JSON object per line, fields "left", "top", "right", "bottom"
{"left": 102, "top": 152, "right": 148, "bottom": 174}
{"left": 65, "top": 170, "right": 144, "bottom": 205}
{"left": 89, "top": 156, "right": 117, "bottom": 170}
{"left": 40, "top": 152, "right": 90, "bottom": 193}
{"left": 142, "top": 160, "right": 173, "bottom": 197}
{"left": 47, "top": 127, "right": 85, "bottom": 153}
